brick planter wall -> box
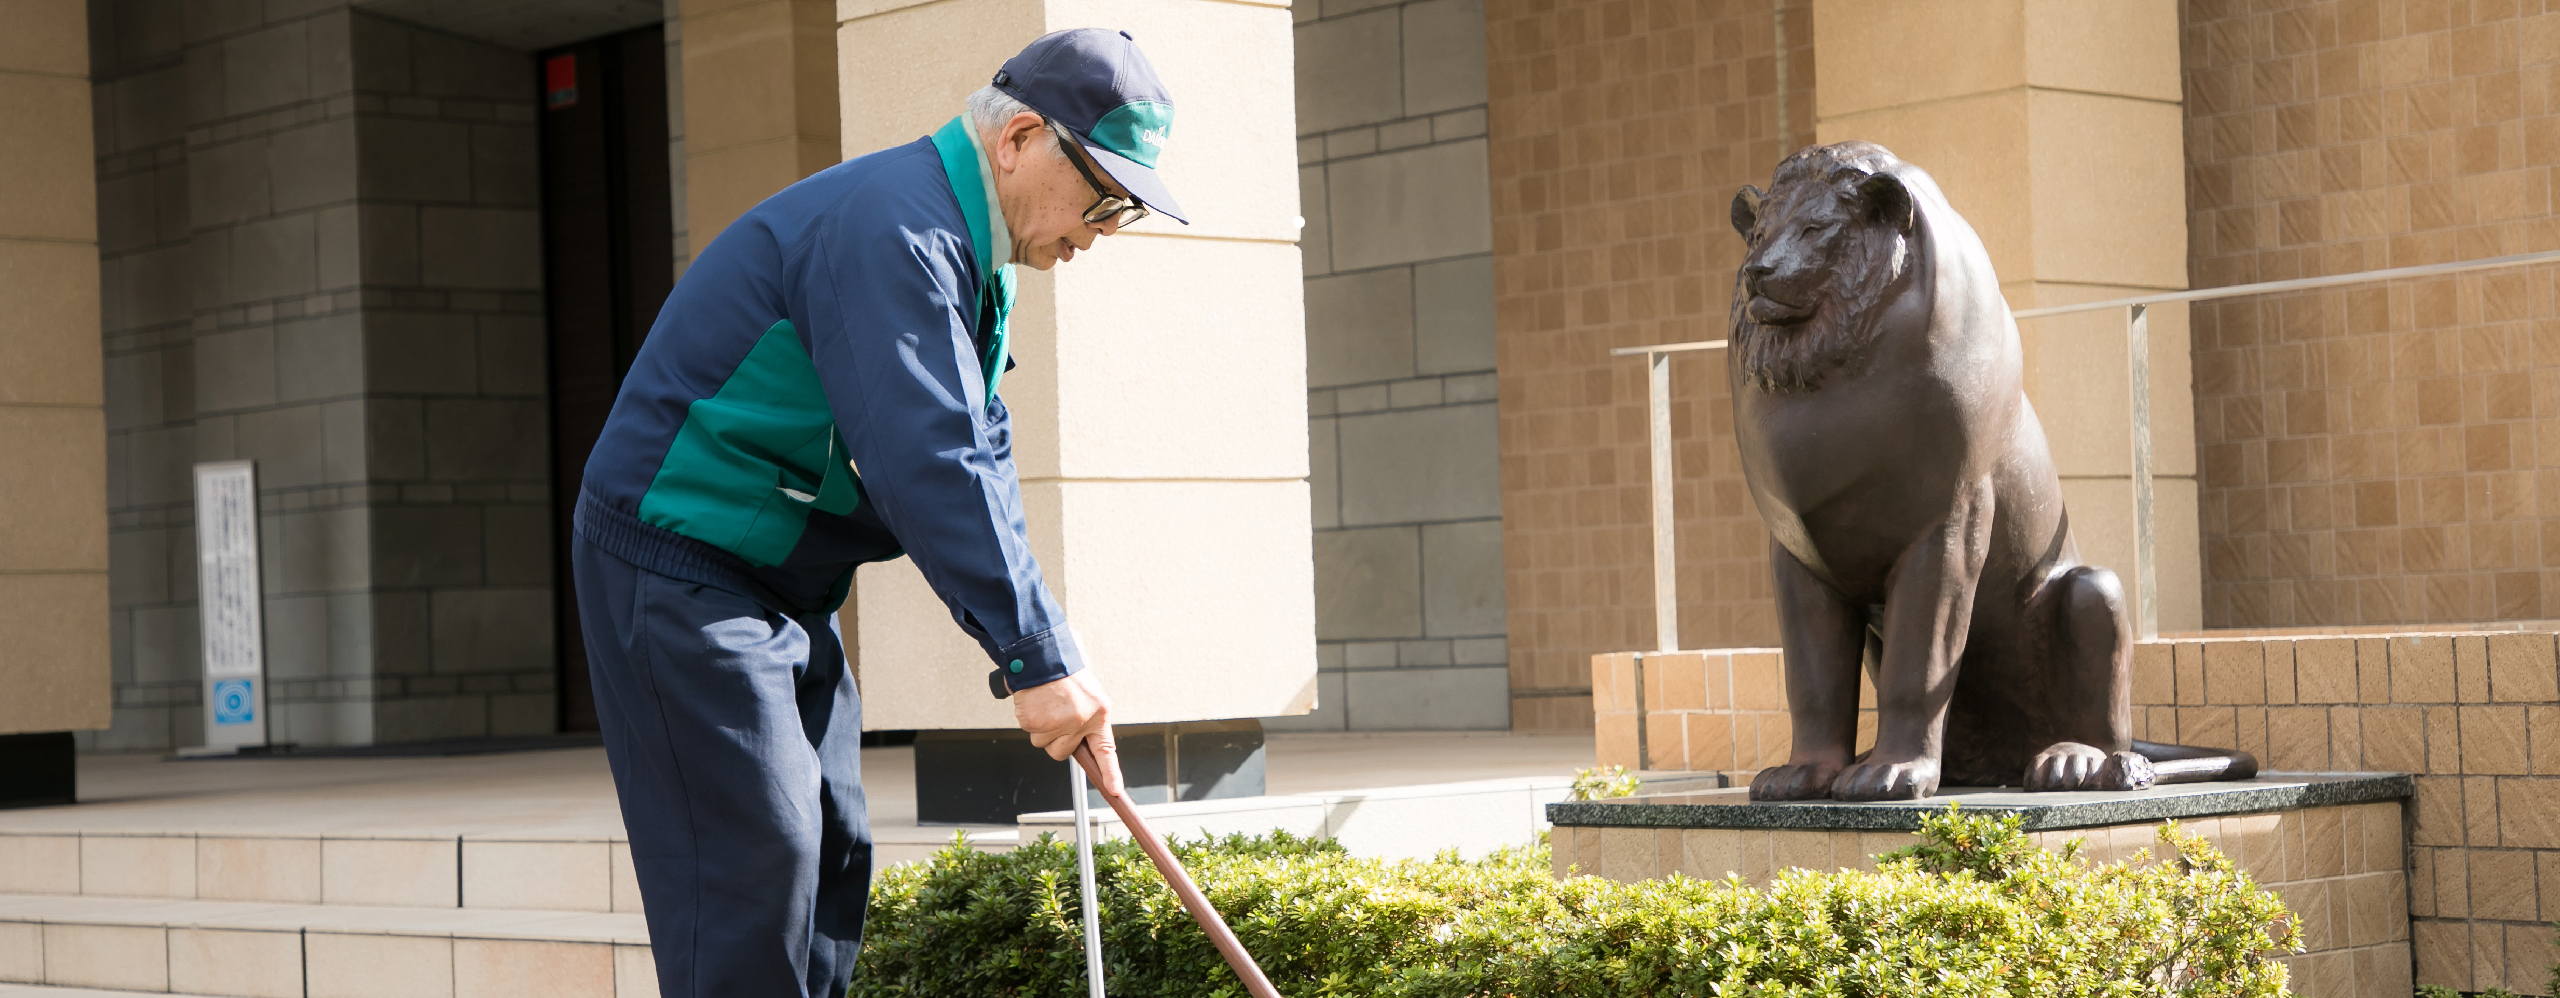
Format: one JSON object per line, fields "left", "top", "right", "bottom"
{"left": 1594, "top": 627, "right": 2560, "bottom": 993}
{"left": 1552, "top": 800, "right": 2412, "bottom": 997}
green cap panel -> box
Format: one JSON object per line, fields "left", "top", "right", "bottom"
{"left": 1088, "top": 101, "right": 1174, "bottom": 169}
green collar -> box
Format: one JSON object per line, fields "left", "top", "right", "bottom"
{"left": 931, "top": 116, "right": 1012, "bottom": 286}
{"left": 957, "top": 120, "right": 1013, "bottom": 268}
{"left": 929, "top": 116, "right": 1017, "bottom": 394}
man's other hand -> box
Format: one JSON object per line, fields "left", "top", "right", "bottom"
{"left": 1013, "top": 670, "right": 1125, "bottom": 797}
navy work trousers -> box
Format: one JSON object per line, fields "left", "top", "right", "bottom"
{"left": 571, "top": 536, "right": 872, "bottom": 998}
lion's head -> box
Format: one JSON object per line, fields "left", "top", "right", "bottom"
{"left": 1727, "top": 141, "right": 1918, "bottom": 393}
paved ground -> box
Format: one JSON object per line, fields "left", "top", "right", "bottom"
{"left": 0, "top": 732, "right": 1594, "bottom": 850}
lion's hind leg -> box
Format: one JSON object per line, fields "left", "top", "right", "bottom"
{"left": 2018, "top": 564, "right": 2142, "bottom": 791}
{"left": 2019, "top": 563, "right": 2259, "bottom": 790}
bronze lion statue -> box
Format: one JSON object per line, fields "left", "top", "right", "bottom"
{"left": 1726, "top": 141, "right": 2255, "bottom": 801}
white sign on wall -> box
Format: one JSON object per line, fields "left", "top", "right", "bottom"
{"left": 193, "top": 460, "right": 269, "bottom": 751}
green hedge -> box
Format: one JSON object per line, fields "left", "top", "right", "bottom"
{"left": 851, "top": 808, "right": 2299, "bottom": 998}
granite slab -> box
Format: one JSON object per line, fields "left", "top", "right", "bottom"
{"left": 1545, "top": 772, "right": 2412, "bottom": 832}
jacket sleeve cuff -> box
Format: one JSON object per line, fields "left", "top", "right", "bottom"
{"left": 984, "top": 625, "right": 1086, "bottom": 699}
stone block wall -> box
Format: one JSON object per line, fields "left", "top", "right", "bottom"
{"left": 92, "top": 0, "right": 207, "bottom": 751}
{"left": 1484, "top": 0, "right": 1811, "bottom": 732}
{"left": 1552, "top": 800, "right": 2415, "bottom": 998}
{"left": 2185, "top": 0, "right": 2560, "bottom": 629}
{"left": 89, "top": 0, "right": 554, "bottom": 750}
{"left": 662, "top": 0, "right": 690, "bottom": 276}
{"left": 1288, "top": 0, "right": 1510, "bottom": 731}
{"left": 335, "top": 14, "right": 556, "bottom": 744}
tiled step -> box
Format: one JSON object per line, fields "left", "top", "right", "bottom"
{"left": 0, "top": 833, "right": 641, "bottom": 913}
{"left": 0, "top": 894, "right": 653, "bottom": 998}
{"left": 0, "top": 828, "right": 1013, "bottom": 913}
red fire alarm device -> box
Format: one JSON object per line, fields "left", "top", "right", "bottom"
{"left": 545, "top": 54, "right": 577, "bottom": 109}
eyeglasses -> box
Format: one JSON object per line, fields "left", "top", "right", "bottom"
{"left": 1047, "top": 118, "right": 1150, "bottom": 230}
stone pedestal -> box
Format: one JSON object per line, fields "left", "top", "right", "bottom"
{"left": 835, "top": 0, "right": 1317, "bottom": 731}
{"left": 1550, "top": 774, "right": 2415, "bottom": 997}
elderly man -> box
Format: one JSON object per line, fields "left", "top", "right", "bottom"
{"left": 568, "top": 28, "right": 1183, "bottom": 997}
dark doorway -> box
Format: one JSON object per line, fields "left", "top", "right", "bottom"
{"left": 538, "top": 25, "right": 674, "bottom": 733}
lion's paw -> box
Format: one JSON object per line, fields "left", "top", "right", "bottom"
{"left": 2025, "top": 744, "right": 2159, "bottom": 791}
{"left": 1830, "top": 757, "right": 1939, "bottom": 801}
{"left": 1749, "top": 761, "right": 1845, "bottom": 801}
{"left": 2025, "top": 742, "right": 2109, "bottom": 791}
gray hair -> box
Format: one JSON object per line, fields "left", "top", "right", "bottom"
{"left": 967, "top": 85, "right": 1064, "bottom": 159}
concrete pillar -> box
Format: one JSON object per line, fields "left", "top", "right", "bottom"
{"left": 678, "top": 0, "right": 839, "bottom": 249}
{"left": 1812, "top": 0, "right": 2203, "bottom": 631}
{"left": 0, "top": 0, "right": 111, "bottom": 740}
{"left": 835, "top": 0, "right": 1317, "bottom": 730}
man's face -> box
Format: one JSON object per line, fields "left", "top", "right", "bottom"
{"left": 987, "top": 111, "right": 1133, "bottom": 271}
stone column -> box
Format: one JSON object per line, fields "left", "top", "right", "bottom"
{"left": 87, "top": 0, "right": 552, "bottom": 749}
{"left": 835, "top": 1, "right": 1316, "bottom": 737}
{"left": 1812, "top": 0, "right": 2202, "bottom": 631}
{"left": 0, "top": 0, "right": 111, "bottom": 760}
{"left": 678, "top": 0, "right": 840, "bottom": 248}
{"left": 1292, "top": 0, "right": 1507, "bottom": 733}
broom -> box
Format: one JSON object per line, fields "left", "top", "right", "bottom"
{"left": 1069, "top": 743, "right": 1282, "bottom": 998}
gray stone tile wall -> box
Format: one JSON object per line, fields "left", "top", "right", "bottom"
{"left": 94, "top": 0, "right": 213, "bottom": 752}
{"left": 663, "top": 0, "right": 688, "bottom": 275}
{"left": 87, "top": 0, "right": 553, "bottom": 751}
{"left": 1273, "top": 0, "right": 1505, "bottom": 732}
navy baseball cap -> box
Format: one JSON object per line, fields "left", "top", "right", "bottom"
{"left": 992, "top": 28, "right": 1189, "bottom": 224}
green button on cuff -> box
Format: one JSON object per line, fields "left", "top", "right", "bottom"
{"left": 1008, "top": 659, "right": 1024, "bottom": 674}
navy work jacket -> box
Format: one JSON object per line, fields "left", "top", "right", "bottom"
{"left": 576, "top": 117, "right": 1082, "bottom": 694}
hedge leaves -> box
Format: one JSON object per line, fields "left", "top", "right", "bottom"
{"left": 852, "top": 808, "right": 2298, "bottom": 997}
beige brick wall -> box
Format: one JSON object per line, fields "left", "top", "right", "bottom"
{"left": 2141, "top": 630, "right": 2560, "bottom": 992}
{"left": 2186, "top": 0, "right": 2560, "bottom": 628}
{"left": 1552, "top": 801, "right": 2413, "bottom": 997}
{"left": 1590, "top": 648, "right": 1872, "bottom": 778}
{"left": 1486, "top": 0, "right": 1809, "bottom": 731}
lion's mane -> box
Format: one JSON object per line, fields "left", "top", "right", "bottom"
{"left": 1728, "top": 142, "right": 1914, "bottom": 394}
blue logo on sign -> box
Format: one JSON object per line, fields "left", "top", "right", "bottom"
{"left": 213, "top": 679, "right": 254, "bottom": 725}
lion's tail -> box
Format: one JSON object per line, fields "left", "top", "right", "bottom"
{"left": 2129, "top": 739, "right": 2260, "bottom": 784}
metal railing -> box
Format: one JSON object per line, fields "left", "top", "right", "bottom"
{"left": 1613, "top": 248, "right": 2560, "bottom": 650}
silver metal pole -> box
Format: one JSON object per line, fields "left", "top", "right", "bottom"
{"left": 1072, "top": 761, "right": 1105, "bottom": 997}
{"left": 1648, "top": 350, "right": 1678, "bottom": 653}
{"left": 2127, "top": 304, "right": 2157, "bottom": 640}
{"left": 1771, "top": 0, "right": 1788, "bottom": 153}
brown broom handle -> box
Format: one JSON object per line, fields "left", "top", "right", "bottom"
{"left": 1072, "top": 743, "right": 1282, "bottom": 998}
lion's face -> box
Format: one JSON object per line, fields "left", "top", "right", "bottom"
{"left": 1725, "top": 156, "right": 1916, "bottom": 393}
{"left": 1732, "top": 185, "right": 1865, "bottom": 326}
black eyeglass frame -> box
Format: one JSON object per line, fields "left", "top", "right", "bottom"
{"left": 1044, "top": 118, "right": 1151, "bottom": 229}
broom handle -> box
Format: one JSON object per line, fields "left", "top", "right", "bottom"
{"left": 1071, "top": 743, "right": 1281, "bottom": 998}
